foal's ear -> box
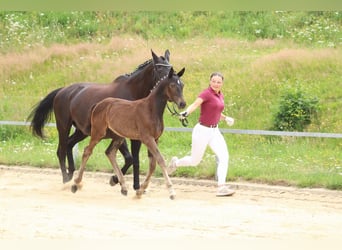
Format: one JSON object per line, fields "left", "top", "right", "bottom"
{"left": 164, "top": 49, "right": 170, "bottom": 62}
{"left": 177, "top": 67, "right": 185, "bottom": 77}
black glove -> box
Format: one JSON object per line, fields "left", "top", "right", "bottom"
{"left": 179, "top": 111, "right": 188, "bottom": 120}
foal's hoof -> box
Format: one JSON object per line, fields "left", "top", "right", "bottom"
{"left": 169, "top": 190, "right": 176, "bottom": 200}
{"left": 121, "top": 189, "right": 128, "bottom": 196}
{"left": 109, "top": 175, "right": 119, "bottom": 186}
{"left": 71, "top": 184, "right": 78, "bottom": 193}
{"left": 135, "top": 189, "right": 144, "bottom": 198}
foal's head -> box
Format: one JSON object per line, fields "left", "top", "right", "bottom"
{"left": 164, "top": 67, "right": 186, "bottom": 109}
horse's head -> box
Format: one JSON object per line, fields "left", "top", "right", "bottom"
{"left": 151, "top": 49, "right": 172, "bottom": 81}
{"left": 165, "top": 67, "right": 186, "bottom": 109}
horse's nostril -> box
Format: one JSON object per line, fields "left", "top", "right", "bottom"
{"left": 179, "top": 102, "right": 186, "bottom": 109}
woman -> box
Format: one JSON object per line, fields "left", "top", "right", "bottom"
{"left": 167, "top": 72, "right": 235, "bottom": 196}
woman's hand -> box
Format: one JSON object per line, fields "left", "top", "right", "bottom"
{"left": 225, "top": 116, "right": 234, "bottom": 126}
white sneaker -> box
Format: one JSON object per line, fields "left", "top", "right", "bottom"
{"left": 167, "top": 157, "right": 178, "bottom": 175}
{"left": 216, "top": 185, "right": 235, "bottom": 197}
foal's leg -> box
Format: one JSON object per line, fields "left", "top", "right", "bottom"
{"left": 109, "top": 140, "right": 133, "bottom": 186}
{"left": 154, "top": 151, "right": 176, "bottom": 200}
{"left": 105, "top": 138, "right": 128, "bottom": 196}
{"left": 136, "top": 150, "right": 156, "bottom": 198}
{"left": 71, "top": 137, "right": 100, "bottom": 193}
{"left": 139, "top": 139, "right": 175, "bottom": 200}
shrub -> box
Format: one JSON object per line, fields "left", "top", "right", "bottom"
{"left": 272, "top": 87, "right": 320, "bottom": 131}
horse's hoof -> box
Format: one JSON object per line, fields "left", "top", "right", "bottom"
{"left": 109, "top": 175, "right": 119, "bottom": 186}
{"left": 71, "top": 184, "right": 78, "bottom": 193}
{"left": 121, "top": 189, "right": 128, "bottom": 196}
{"left": 63, "top": 175, "right": 72, "bottom": 184}
{"left": 68, "top": 173, "right": 74, "bottom": 181}
{"left": 135, "top": 190, "right": 143, "bottom": 198}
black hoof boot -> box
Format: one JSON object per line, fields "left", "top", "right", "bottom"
{"left": 63, "top": 174, "right": 72, "bottom": 184}
{"left": 109, "top": 175, "right": 119, "bottom": 186}
{"left": 133, "top": 183, "right": 140, "bottom": 191}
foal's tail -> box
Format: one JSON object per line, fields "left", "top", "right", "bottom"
{"left": 27, "top": 87, "right": 63, "bottom": 138}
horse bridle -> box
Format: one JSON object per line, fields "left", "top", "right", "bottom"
{"left": 152, "top": 62, "right": 172, "bottom": 89}
{"left": 167, "top": 103, "right": 189, "bottom": 127}
{"left": 155, "top": 63, "right": 172, "bottom": 67}
{"left": 154, "top": 63, "right": 188, "bottom": 127}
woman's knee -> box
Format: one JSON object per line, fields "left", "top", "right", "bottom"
{"left": 189, "top": 157, "right": 202, "bottom": 166}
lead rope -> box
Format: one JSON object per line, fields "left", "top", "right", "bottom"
{"left": 167, "top": 103, "right": 188, "bottom": 127}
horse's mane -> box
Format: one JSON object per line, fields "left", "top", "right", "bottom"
{"left": 124, "top": 59, "right": 153, "bottom": 77}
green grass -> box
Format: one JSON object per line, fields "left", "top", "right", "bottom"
{"left": 1, "top": 129, "right": 341, "bottom": 189}
{"left": 0, "top": 11, "right": 341, "bottom": 190}
{"left": 1, "top": 11, "right": 340, "bottom": 52}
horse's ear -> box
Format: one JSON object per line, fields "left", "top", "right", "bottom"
{"left": 168, "top": 67, "right": 174, "bottom": 78}
{"left": 151, "top": 49, "right": 158, "bottom": 63}
{"left": 164, "top": 49, "right": 170, "bottom": 62}
{"left": 177, "top": 67, "right": 185, "bottom": 77}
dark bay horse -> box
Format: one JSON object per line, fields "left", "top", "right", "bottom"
{"left": 72, "top": 67, "right": 186, "bottom": 199}
{"left": 28, "top": 49, "right": 172, "bottom": 189}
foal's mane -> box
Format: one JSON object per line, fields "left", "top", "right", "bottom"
{"left": 150, "top": 74, "right": 170, "bottom": 93}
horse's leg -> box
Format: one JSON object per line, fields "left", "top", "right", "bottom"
{"left": 56, "top": 121, "right": 73, "bottom": 183}
{"left": 110, "top": 139, "right": 141, "bottom": 191}
{"left": 130, "top": 140, "right": 142, "bottom": 190}
{"left": 139, "top": 139, "right": 175, "bottom": 200}
{"left": 119, "top": 140, "right": 133, "bottom": 174}
{"left": 109, "top": 140, "right": 133, "bottom": 186}
{"left": 71, "top": 137, "right": 99, "bottom": 193}
{"left": 66, "top": 129, "right": 87, "bottom": 181}
{"left": 136, "top": 149, "right": 156, "bottom": 198}
{"left": 105, "top": 138, "right": 128, "bottom": 196}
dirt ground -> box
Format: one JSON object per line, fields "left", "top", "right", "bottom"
{"left": 0, "top": 165, "right": 341, "bottom": 248}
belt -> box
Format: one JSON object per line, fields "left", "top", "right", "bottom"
{"left": 199, "top": 122, "right": 217, "bottom": 128}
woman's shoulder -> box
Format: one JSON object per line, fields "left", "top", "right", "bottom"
{"left": 199, "top": 87, "right": 211, "bottom": 95}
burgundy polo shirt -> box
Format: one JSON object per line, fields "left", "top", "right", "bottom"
{"left": 198, "top": 87, "right": 224, "bottom": 126}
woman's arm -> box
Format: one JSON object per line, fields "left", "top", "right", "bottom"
{"left": 185, "top": 97, "right": 203, "bottom": 115}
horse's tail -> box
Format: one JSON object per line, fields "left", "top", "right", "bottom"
{"left": 27, "top": 87, "right": 63, "bottom": 138}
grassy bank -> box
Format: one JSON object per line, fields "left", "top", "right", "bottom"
{"left": 0, "top": 11, "right": 341, "bottom": 189}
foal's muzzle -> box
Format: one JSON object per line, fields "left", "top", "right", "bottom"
{"left": 178, "top": 101, "right": 186, "bottom": 109}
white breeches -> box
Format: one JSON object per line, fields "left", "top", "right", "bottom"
{"left": 176, "top": 123, "right": 229, "bottom": 185}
